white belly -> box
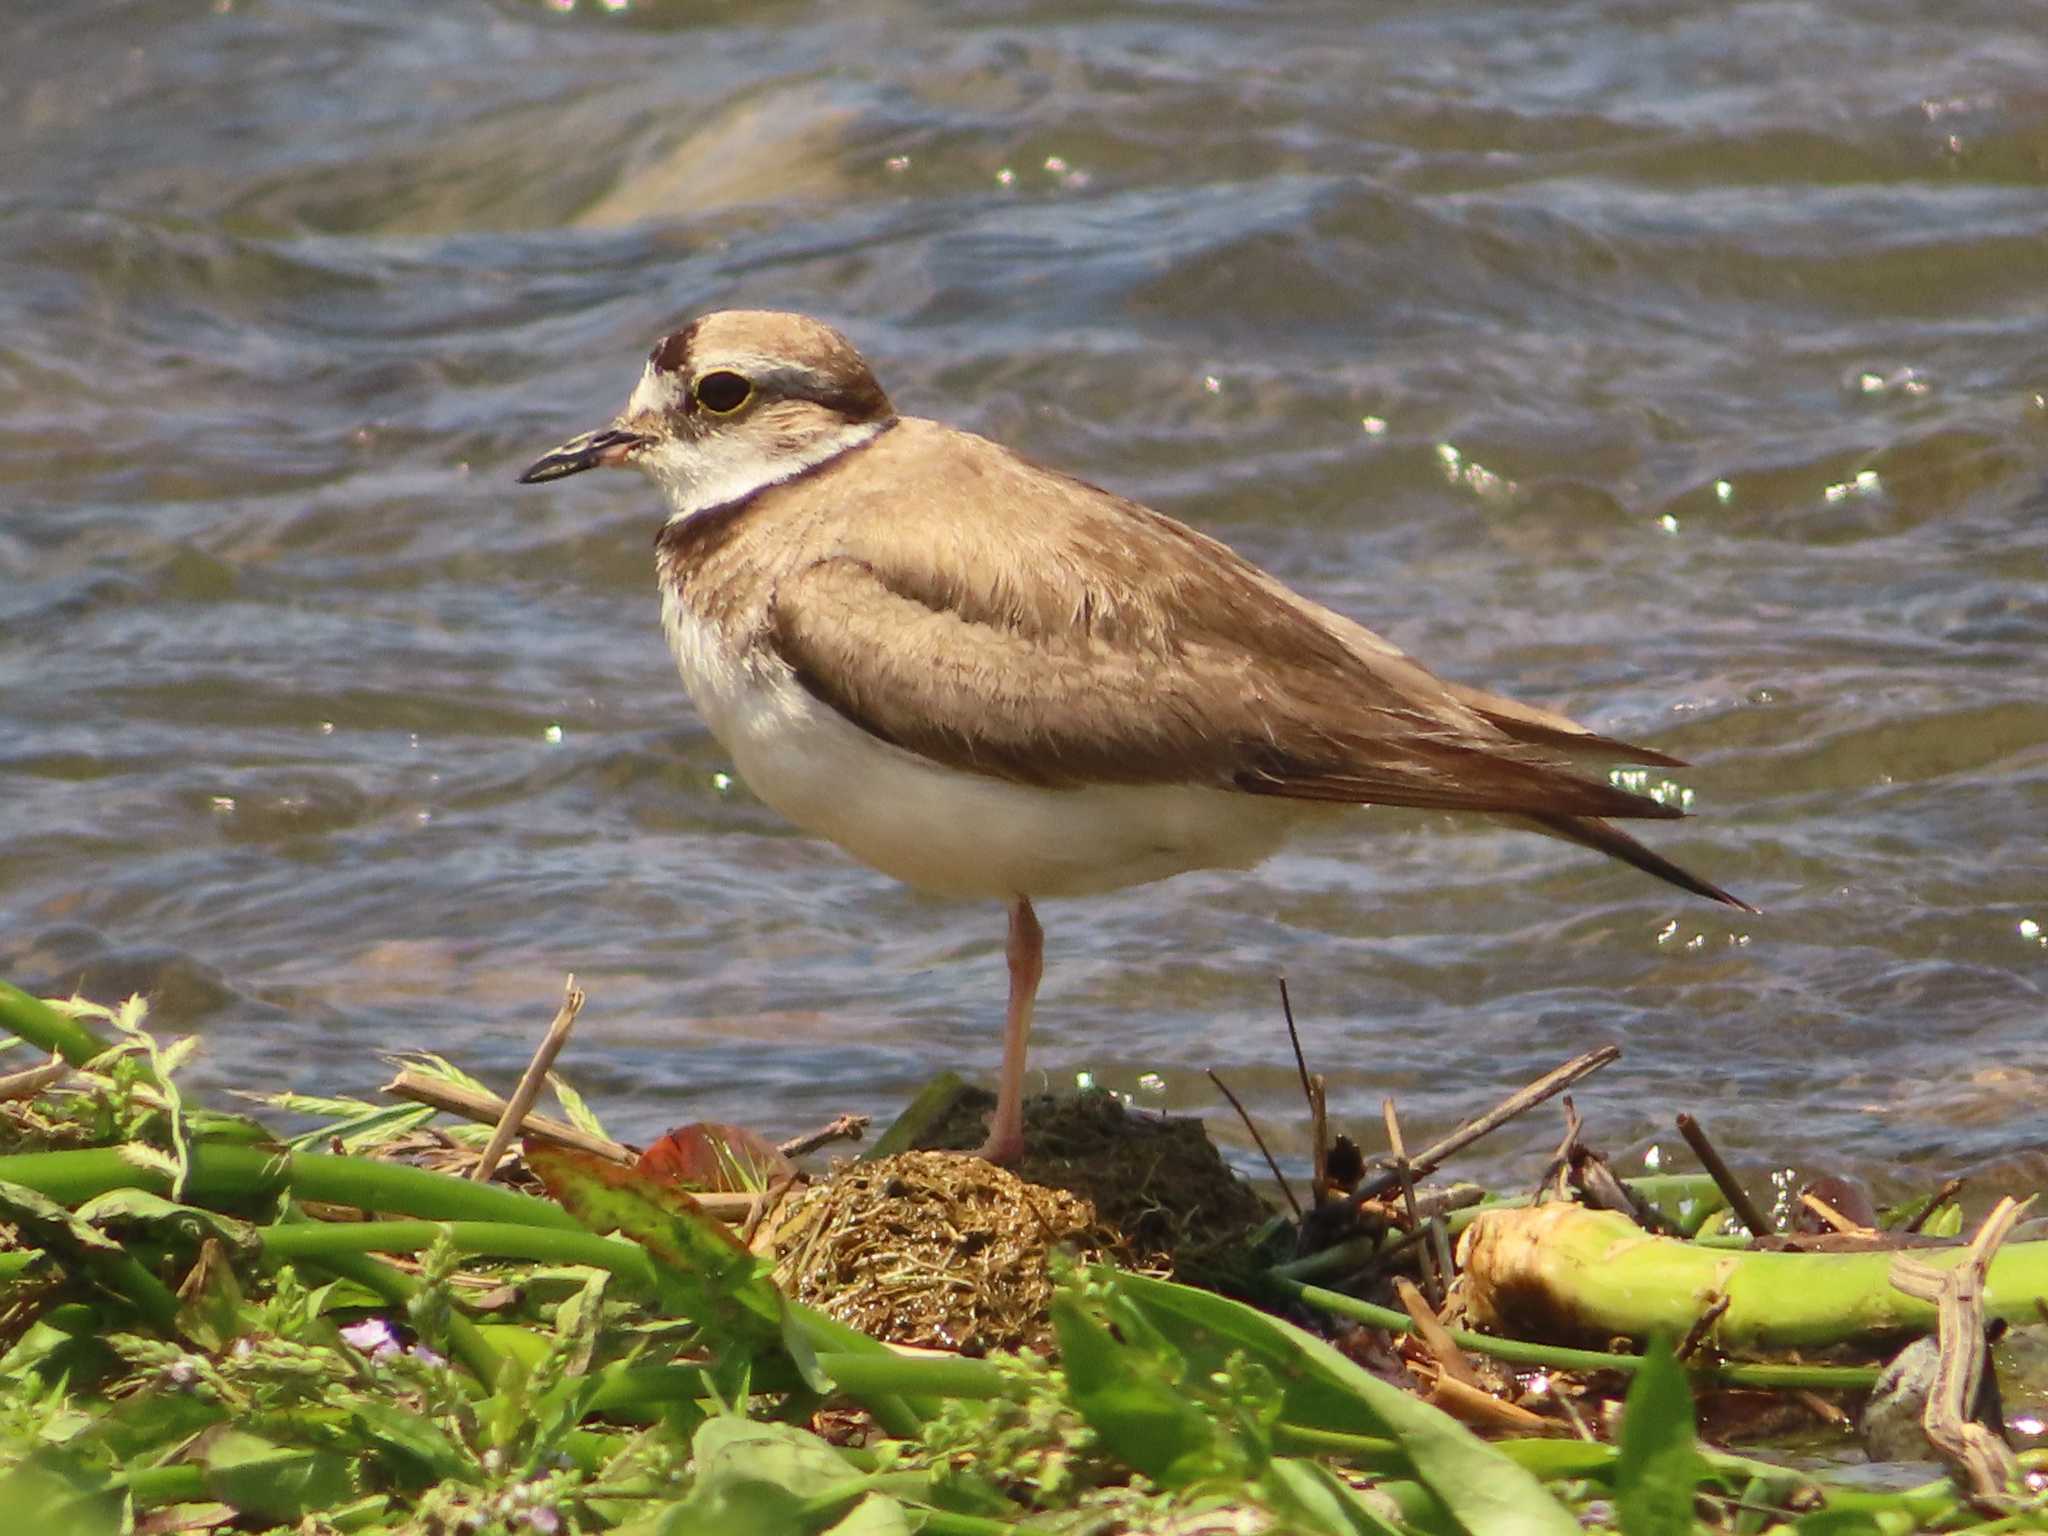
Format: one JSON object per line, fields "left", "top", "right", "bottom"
{"left": 663, "top": 598, "right": 1318, "bottom": 900}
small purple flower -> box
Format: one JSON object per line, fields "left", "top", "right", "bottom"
{"left": 410, "top": 1344, "right": 447, "bottom": 1368}
{"left": 522, "top": 1507, "right": 561, "bottom": 1535}
{"left": 340, "top": 1317, "right": 401, "bottom": 1358}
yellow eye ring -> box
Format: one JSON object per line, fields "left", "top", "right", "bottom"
{"left": 694, "top": 371, "right": 753, "bottom": 414}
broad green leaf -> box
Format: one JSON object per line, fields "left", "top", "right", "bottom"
{"left": 1106, "top": 1268, "right": 1579, "bottom": 1536}
{"left": 201, "top": 1430, "right": 359, "bottom": 1521}
{"left": 1049, "top": 1288, "right": 1236, "bottom": 1488}
{"left": 637, "top": 1418, "right": 887, "bottom": 1536}
{"left": 1263, "top": 1457, "right": 1407, "bottom": 1535}
{"left": 528, "top": 1144, "right": 825, "bottom": 1393}
{"left": 1613, "top": 1337, "right": 1703, "bottom": 1536}
{"left": 0, "top": 1304, "right": 116, "bottom": 1393}
{"left": 73, "top": 1188, "right": 259, "bottom": 1258}
{"left": 0, "top": 1177, "right": 181, "bottom": 1333}
{"left": 822, "top": 1493, "right": 917, "bottom": 1536}
{"left": 0, "top": 1452, "right": 124, "bottom": 1536}
{"left": 345, "top": 1398, "right": 480, "bottom": 1488}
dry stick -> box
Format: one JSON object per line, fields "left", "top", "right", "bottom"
{"left": 1903, "top": 1176, "right": 1968, "bottom": 1236}
{"left": 1890, "top": 1195, "right": 2033, "bottom": 1510}
{"left": 383, "top": 1071, "right": 632, "bottom": 1163}
{"left": 777, "top": 1113, "right": 870, "bottom": 1159}
{"left": 1674, "top": 1112, "right": 1774, "bottom": 1238}
{"left": 1674, "top": 1293, "right": 1731, "bottom": 1362}
{"left": 473, "top": 977, "right": 586, "bottom": 1183}
{"left": 1394, "top": 1276, "right": 1485, "bottom": 1389}
{"left": 1209, "top": 1068, "right": 1302, "bottom": 1219}
{"left": 1382, "top": 1098, "right": 1442, "bottom": 1306}
{"left": 1799, "top": 1190, "right": 1872, "bottom": 1235}
{"left": 1277, "top": 978, "right": 1330, "bottom": 1201}
{"left": 0, "top": 1055, "right": 70, "bottom": 1101}
{"left": 1349, "top": 1044, "right": 1622, "bottom": 1208}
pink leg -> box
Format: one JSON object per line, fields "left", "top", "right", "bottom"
{"left": 976, "top": 895, "right": 1043, "bottom": 1163}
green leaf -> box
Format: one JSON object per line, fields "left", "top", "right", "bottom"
{"left": 1105, "top": 1268, "right": 1579, "bottom": 1536}
{"left": 1263, "top": 1457, "right": 1407, "bottom": 1535}
{"left": 172, "top": 1236, "right": 247, "bottom": 1353}
{"left": 345, "top": 1397, "right": 480, "bottom": 1488}
{"left": 0, "top": 1304, "right": 117, "bottom": 1393}
{"left": 281, "top": 1102, "right": 438, "bottom": 1153}
{"left": 1049, "top": 1287, "right": 1238, "bottom": 1488}
{"left": 0, "top": 1177, "right": 182, "bottom": 1333}
{"left": 638, "top": 1418, "right": 885, "bottom": 1536}
{"left": 1613, "top": 1336, "right": 1703, "bottom": 1536}
{"left": 0, "top": 1451, "right": 125, "bottom": 1536}
{"left": 201, "top": 1430, "right": 359, "bottom": 1521}
{"left": 527, "top": 1144, "right": 825, "bottom": 1394}
{"left": 821, "top": 1493, "right": 917, "bottom": 1536}
{"left": 548, "top": 1071, "right": 611, "bottom": 1139}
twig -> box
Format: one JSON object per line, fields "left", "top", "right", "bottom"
{"left": 1395, "top": 1276, "right": 1484, "bottom": 1389}
{"left": 1674, "top": 1112, "right": 1774, "bottom": 1238}
{"left": 1799, "top": 1191, "right": 1871, "bottom": 1235}
{"left": 1796, "top": 1389, "right": 1850, "bottom": 1428}
{"left": 1209, "top": 1069, "right": 1301, "bottom": 1219}
{"left": 1903, "top": 1177, "right": 1967, "bottom": 1235}
{"left": 1349, "top": 1044, "right": 1621, "bottom": 1207}
{"left": 473, "top": 977, "right": 585, "bottom": 1183}
{"left": 777, "top": 1113, "right": 870, "bottom": 1158}
{"left": 0, "top": 1055, "right": 70, "bottom": 1101}
{"left": 383, "top": 1070, "right": 631, "bottom": 1162}
{"left": 1277, "top": 979, "right": 1331, "bottom": 1202}
{"left": 1889, "top": 1196, "right": 2032, "bottom": 1510}
{"left": 1675, "top": 1293, "right": 1730, "bottom": 1362}
{"left": 1383, "top": 1098, "right": 1442, "bottom": 1305}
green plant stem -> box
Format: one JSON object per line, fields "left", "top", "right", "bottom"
{"left": 1272, "top": 1176, "right": 1734, "bottom": 1283}
{"left": 1463, "top": 1204, "right": 2048, "bottom": 1350}
{"left": 588, "top": 1352, "right": 1010, "bottom": 1415}
{"left": 0, "top": 982, "right": 115, "bottom": 1066}
{"left": 1271, "top": 1423, "right": 1403, "bottom": 1467}
{"left": 121, "top": 1463, "right": 207, "bottom": 1507}
{"left": 259, "top": 1219, "right": 656, "bottom": 1285}
{"left": 1277, "top": 1280, "right": 1880, "bottom": 1389}
{"left": 0, "top": 1143, "right": 586, "bottom": 1229}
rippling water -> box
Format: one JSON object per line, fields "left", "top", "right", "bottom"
{"left": 5, "top": 0, "right": 2044, "bottom": 1200}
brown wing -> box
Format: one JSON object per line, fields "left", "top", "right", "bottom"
{"left": 762, "top": 425, "right": 1685, "bottom": 824}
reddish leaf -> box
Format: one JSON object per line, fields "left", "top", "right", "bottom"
{"left": 635, "top": 1122, "right": 795, "bottom": 1193}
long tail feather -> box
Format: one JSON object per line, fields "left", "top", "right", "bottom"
{"left": 1521, "top": 813, "right": 1756, "bottom": 913}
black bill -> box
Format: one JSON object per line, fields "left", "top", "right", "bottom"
{"left": 516, "top": 427, "right": 654, "bottom": 484}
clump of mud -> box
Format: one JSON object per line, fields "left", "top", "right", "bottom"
{"left": 772, "top": 1088, "right": 1273, "bottom": 1352}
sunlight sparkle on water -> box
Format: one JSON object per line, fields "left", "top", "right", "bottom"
{"left": 1434, "top": 442, "right": 1515, "bottom": 502}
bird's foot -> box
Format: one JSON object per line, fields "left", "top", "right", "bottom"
{"left": 973, "top": 1127, "right": 1026, "bottom": 1165}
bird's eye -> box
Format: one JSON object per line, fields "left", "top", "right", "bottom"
{"left": 694, "top": 371, "right": 753, "bottom": 414}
